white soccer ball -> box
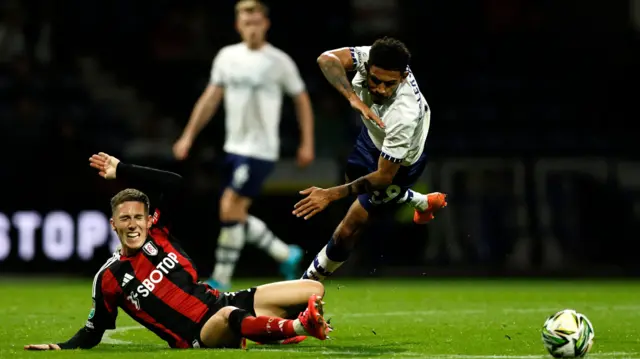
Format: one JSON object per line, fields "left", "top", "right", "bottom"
{"left": 541, "top": 309, "right": 595, "bottom": 358}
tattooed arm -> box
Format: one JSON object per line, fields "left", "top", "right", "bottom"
{"left": 316, "top": 48, "right": 359, "bottom": 102}
{"left": 327, "top": 156, "right": 401, "bottom": 202}
{"left": 292, "top": 155, "right": 400, "bottom": 220}
{"left": 317, "top": 46, "right": 385, "bottom": 128}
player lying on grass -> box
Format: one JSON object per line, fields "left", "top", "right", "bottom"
{"left": 293, "top": 37, "right": 447, "bottom": 281}
{"left": 24, "top": 152, "right": 330, "bottom": 351}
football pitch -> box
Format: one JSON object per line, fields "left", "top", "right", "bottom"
{"left": 2, "top": 278, "right": 640, "bottom": 358}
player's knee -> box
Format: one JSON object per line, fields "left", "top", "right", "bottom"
{"left": 219, "top": 190, "right": 250, "bottom": 222}
{"left": 217, "top": 306, "right": 238, "bottom": 321}
{"left": 200, "top": 306, "right": 245, "bottom": 348}
{"left": 304, "top": 279, "right": 325, "bottom": 297}
{"left": 298, "top": 279, "right": 325, "bottom": 295}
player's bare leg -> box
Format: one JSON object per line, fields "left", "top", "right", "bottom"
{"left": 252, "top": 279, "right": 328, "bottom": 345}
{"left": 302, "top": 199, "right": 370, "bottom": 281}
{"left": 199, "top": 306, "right": 247, "bottom": 349}
{"left": 199, "top": 295, "right": 329, "bottom": 348}
{"left": 397, "top": 189, "right": 448, "bottom": 224}
{"left": 254, "top": 279, "right": 325, "bottom": 318}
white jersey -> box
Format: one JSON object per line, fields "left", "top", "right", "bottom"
{"left": 349, "top": 46, "right": 430, "bottom": 166}
{"left": 210, "top": 43, "right": 306, "bottom": 161}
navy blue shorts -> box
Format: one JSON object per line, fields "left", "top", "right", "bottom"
{"left": 222, "top": 153, "right": 275, "bottom": 198}
{"left": 345, "top": 128, "right": 428, "bottom": 213}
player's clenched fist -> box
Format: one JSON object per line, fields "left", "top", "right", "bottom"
{"left": 172, "top": 137, "right": 193, "bottom": 161}
{"left": 24, "top": 344, "right": 61, "bottom": 350}
{"left": 293, "top": 187, "right": 332, "bottom": 220}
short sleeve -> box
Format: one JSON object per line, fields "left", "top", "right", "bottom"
{"left": 281, "top": 54, "right": 305, "bottom": 96}
{"left": 380, "top": 111, "right": 417, "bottom": 163}
{"left": 209, "top": 49, "right": 226, "bottom": 86}
{"left": 86, "top": 267, "right": 119, "bottom": 331}
{"left": 349, "top": 46, "right": 371, "bottom": 73}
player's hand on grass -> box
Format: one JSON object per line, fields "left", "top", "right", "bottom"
{"left": 24, "top": 344, "right": 61, "bottom": 350}
{"left": 173, "top": 136, "right": 193, "bottom": 160}
{"left": 296, "top": 143, "right": 315, "bottom": 168}
{"left": 293, "top": 187, "right": 331, "bottom": 220}
{"left": 89, "top": 152, "right": 119, "bottom": 180}
{"left": 349, "top": 97, "right": 385, "bottom": 129}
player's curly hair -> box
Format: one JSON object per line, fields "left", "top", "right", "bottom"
{"left": 110, "top": 188, "right": 150, "bottom": 215}
{"left": 368, "top": 36, "right": 411, "bottom": 72}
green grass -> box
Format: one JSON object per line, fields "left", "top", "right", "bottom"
{"left": 2, "top": 278, "right": 640, "bottom": 358}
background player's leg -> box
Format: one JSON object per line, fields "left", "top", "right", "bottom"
{"left": 242, "top": 157, "right": 302, "bottom": 280}
{"left": 302, "top": 199, "right": 370, "bottom": 281}
{"left": 209, "top": 188, "right": 251, "bottom": 290}
{"left": 253, "top": 279, "right": 325, "bottom": 318}
{"left": 244, "top": 215, "right": 303, "bottom": 280}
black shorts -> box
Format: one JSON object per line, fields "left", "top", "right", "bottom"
{"left": 193, "top": 287, "right": 257, "bottom": 348}
{"left": 212, "top": 287, "right": 257, "bottom": 316}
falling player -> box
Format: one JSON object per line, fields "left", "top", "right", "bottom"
{"left": 293, "top": 37, "right": 447, "bottom": 281}
{"left": 173, "top": 0, "right": 314, "bottom": 289}
{"left": 23, "top": 153, "right": 329, "bottom": 351}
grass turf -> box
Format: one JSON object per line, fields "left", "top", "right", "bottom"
{"left": 2, "top": 278, "right": 639, "bottom": 358}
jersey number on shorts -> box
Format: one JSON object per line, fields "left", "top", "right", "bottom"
{"left": 370, "top": 185, "right": 401, "bottom": 205}
{"left": 232, "top": 164, "right": 250, "bottom": 189}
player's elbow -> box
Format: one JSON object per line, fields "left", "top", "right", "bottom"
{"left": 316, "top": 53, "right": 329, "bottom": 65}
{"left": 317, "top": 52, "right": 337, "bottom": 67}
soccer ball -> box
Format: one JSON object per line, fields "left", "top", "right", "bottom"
{"left": 541, "top": 309, "right": 595, "bottom": 358}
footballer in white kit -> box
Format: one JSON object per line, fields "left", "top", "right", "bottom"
{"left": 292, "top": 37, "right": 447, "bottom": 281}
{"left": 173, "top": 0, "right": 314, "bottom": 290}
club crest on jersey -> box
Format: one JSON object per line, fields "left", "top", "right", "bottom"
{"left": 143, "top": 242, "right": 158, "bottom": 256}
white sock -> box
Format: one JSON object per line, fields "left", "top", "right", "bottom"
{"left": 398, "top": 189, "right": 429, "bottom": 211}
{"left": 302, "top": 245, "right": 345, "bottom": 281}
{"left": 212, "top": 222, "right": 245, "bottom": 285}
{"left": 245, "top": 215, "right": 290, "bottom": 263}
{"left": 293, "top": 318, "right": 308, "bottom": 335}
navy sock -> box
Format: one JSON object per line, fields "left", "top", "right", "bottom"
{"left": 301, "top": 237, "right": 351, "bottom": 281}
{"left": 326, "top": 237, "right": 351, "bottom": 262}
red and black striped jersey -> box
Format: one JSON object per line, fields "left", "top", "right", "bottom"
{"left": 89, "top": 224, "right": 219, "bottom": 348}
{"left": 62, "top": 162, "right": 221, "bottom": 349}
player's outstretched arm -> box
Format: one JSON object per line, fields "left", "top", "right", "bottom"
{"left": 89, "top": 152, "right": 182, "bottom": 190}
{"left": 24, "top": 328, "right": 105, "bottom": 350}
{"left": 293, "top": 156, "right": 400, "bottom": 220}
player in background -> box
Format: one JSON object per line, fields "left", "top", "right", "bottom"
{"left": 173, "top": 0, "right": 314, "bottom": 290}
{"left": 24, "top": 152, "right": 330, "bottom": 351}
{"left": 292, "top": 37, "right": 447, "bottom": 281}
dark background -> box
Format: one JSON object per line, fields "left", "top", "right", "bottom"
{"left": 1, "top": 0, "right": 638, "bottom": 278}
